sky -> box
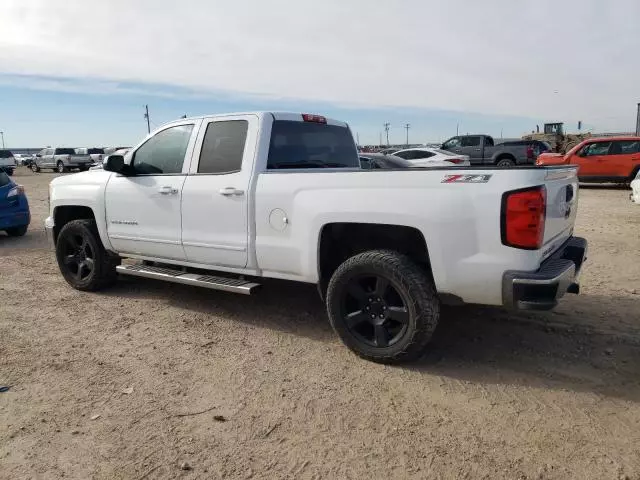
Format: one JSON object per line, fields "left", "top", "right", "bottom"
{"left": 0, "top": 0, "right": 638, "bottom": 147}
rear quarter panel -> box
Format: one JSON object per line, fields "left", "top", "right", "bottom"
{"left": 254, "top": 168, "right": 572, "bottom": 305}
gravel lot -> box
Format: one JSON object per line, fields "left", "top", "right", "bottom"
{"left": 1, "top": 168, "right": 639, "bottom": 479}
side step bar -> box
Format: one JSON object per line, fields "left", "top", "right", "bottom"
{"left": 116, "top": 264, "right": 260, "bottom": 295}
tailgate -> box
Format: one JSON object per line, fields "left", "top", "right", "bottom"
{"left": 541, "top": 167, "right": 579, "bottom": 259}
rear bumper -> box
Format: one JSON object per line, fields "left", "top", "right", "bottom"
{"left": 0, "top": 209, "right": 30, "bottom": 230}
{"left": 502, "top": 236, "right": 587, "bottom": 311}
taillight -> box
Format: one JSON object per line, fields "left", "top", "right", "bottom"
{"left": 302, "top": 114, "right": 327, "bottom": 124}
{"left": 448, "top": 158, "right": 464, "bottom": 164}
{"left": 501, "top": 186, "right": 546, "bottom": 249}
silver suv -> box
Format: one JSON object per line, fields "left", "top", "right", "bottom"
{"left": 32, "top": 148, "right": 92, "bottom": 173}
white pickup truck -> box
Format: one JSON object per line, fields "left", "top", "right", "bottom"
{"left": 46, "top": 112, "right": 587, "bottom": 363}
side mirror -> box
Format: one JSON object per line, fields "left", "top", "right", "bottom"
{"left": 103, "top": 154, "right": 126, "bottom": 173}
{"left": 36, "top": 154, "right": 41, "bottom": 158}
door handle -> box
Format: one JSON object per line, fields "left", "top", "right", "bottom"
{"left": 219, "top": 187, "right": 244, "bottom": 196}
{"left": 158, "top": 186, "right": 179, "bottom": 195}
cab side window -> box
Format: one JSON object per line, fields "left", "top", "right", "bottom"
{"left": 197, "top": 120, "right": 248, "bottom": 174}
{"left": 582, "top": 142, "right": 611, "bottom": 157}
{"left": 442, "top": 137, "right": 461, "bottom": 149}
{"left": 131, "top": 125, "right": 194, "bottom": 175}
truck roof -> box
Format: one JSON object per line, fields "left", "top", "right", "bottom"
{"left": 168, "top": 112, "right": 349, "bottom": 128}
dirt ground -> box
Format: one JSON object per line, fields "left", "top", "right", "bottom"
{"left": 1, "top": 168, "right": 639, "bottom": 480}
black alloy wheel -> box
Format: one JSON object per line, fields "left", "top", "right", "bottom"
{"left": 60, "top": 232, "right": 96, "bottom": 283}
{"left": 341, "top": 274, "right": 409, "bottom": 349}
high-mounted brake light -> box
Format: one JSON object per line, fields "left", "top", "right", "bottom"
{"left": 501, "top": 186, "right": 546, "bottom": 250}
{"left": 302, "top": 114, "right": 327, "bottom": 124}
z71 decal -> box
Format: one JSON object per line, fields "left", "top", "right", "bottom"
{"left": 441, "top": 174, "right": 493, "bottom": 183}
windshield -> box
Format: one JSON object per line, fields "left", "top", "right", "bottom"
{"left": 56, "top": 148, "right": 76, "bottom": 155}
{"left": 267, "top": 120, "right": 359, "bottom": 169}
{"left": 87, "top": 148, "right": 105, "bottom": 154}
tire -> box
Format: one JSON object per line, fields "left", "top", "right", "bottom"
{"left": 31, "top": 163, "right": 40, "bottom": 173}
{"left": 326, "top": 250, "right": 440, "bottom": 364}
{"left": 55, "top": 219, "right": 119, "bottom": 291}
{"left": 5, "top": 225, "right": 28, "bottom": 237}
{"left": 6, "top": 169, "right": 14, "bottom": 176}
{"left": 57, "top": 161, "right": 67, "bottom": 173}
{"left": 496, "top": 157, "right": 515, "bottom": 167}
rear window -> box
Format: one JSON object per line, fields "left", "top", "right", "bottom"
{"left": 267, "top": 121, "right": 358, "bottom": 169}
{"left": 55, "top": 148, "right": 76, "bottom": 155}
{"left": 0, "top": 171, "right": 10, "bottom": 186}
{"left": 87, "top": 148, "right": 105, "bottom": 155}
{"left": 0, "top": 150, "right": 14, "bottom": 158}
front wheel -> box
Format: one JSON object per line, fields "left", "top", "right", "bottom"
{"left": 55, "top": 219, "right": 119, "bottom": 291}
{"left": 57, "top": 161, "right": 67, "bottom": 173}
{"left": 326, "top": 250, "right": 440, "bottom": 364}
{"left": 31, "top": 163, "right": 40, "bottom": 173}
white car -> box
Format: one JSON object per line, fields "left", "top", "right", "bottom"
{"left": 392, "top": 147, "right": 471, "bottom": 166}
{"left": 46, "top": 111, "right": 586, "bottom": 364}
{"left": 631, "top": 170, "right": 640, "bottom": 204}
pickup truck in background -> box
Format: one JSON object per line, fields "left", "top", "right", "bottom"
{"left": 32, "top": 147, "right": 93, "bottom": 173}
{"left": 537, "top": 136, "right": 640, "bottom": 184}
{"left": 0, "top": 149, "right": 16, "bottom": 175}
{"left": 76, "top": 147, "right": 106, "bottom": 165}
{"left": 46, "top": 112, "right": 587, "bottom": 364}
{"left": 441, "top": 134, "right": 534, "bottom": 166}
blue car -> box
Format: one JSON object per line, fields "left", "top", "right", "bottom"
{"left": 0, "top": 169, "right": 30, "bottom": 237}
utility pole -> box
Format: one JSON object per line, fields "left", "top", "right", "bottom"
{"left": 404, "top": 123, "right": 410, "bottom": 147}
{"left": 636, "top": 103, "right": 640, "bottom": 136}
{"left": 379, "top": 132, "right": 382, "bottom": 147}
{"left": 144, "top": 105, "right": 151, "bottom": 134}
{"left": 356, "top": 132, "right": 360, "bottom": 147}
{"left": 0, "top": 131, "right": 4, "bottom": 148}
{"left": 383, "top": 122, "right": 390, "bottom": 146}
{"left": 456, "top": 123, "right": 459, "bottom": 136}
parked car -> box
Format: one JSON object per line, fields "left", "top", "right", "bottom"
{"left": 76, "top": 147, "right": 106, "bottom": 164}
{"left": 379, "top": 147, "right": 401, "bottom": 155}
{"left": 46, "top": 111, "right": 587, "bottom": 364}
{"left": 32, "top": 147, "right": 92, "bottom": 173}
{"left": 0, "top": 170, "right": 30, "bottom": 236}
{"left": 360, "top": 153, "right": 460, "bottom": 169}
{"left": 104, "top": 147, "right": 131, "bottom": 156}
{"left": 14, "top": 154, "right": 35, "bottom": 167}
{"left": 392, "top": 147, "right": 470, "bottom": 166}
{"left": 90, "top": 148, "right": 130, "bottom": 170}
{"left": 630, "top": 169, "right": 640, "bottom": 204}
{"left": 0, "top": 149, "right": 16, "bottom": 175}
{"left": 441, "top": 135, "right": 533, "bottom": 166}
{"left": 536, "top": 136, "right": 640, "bottom": 184}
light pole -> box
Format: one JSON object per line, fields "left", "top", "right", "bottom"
{"left": 0, "top": 131, "right": 4, "bottom": 148}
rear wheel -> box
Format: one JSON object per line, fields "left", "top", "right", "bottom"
{"left": 55, "top": 219, "right": 119, "bottom": 291}
{"left": 57, "top": 161, "right": 67, "bottom": 173}
{"left": 326, "top": 250, "right": 440, "bottom": 364}
{"left": 496, "top": 157, "right": 515, "bottom": 167}
{"left": 5, "top": 225, "right": 28, "bottom": 237}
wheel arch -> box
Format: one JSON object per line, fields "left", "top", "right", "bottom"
{"left": 493, "top": 152, "right": 516, "bottom": 164}
{"left": 317, "top": 222, "right": 433, "bottom": 299}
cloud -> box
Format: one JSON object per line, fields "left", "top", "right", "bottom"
{"left": 1, "top": 0, "right": 639, "bottom": 131}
